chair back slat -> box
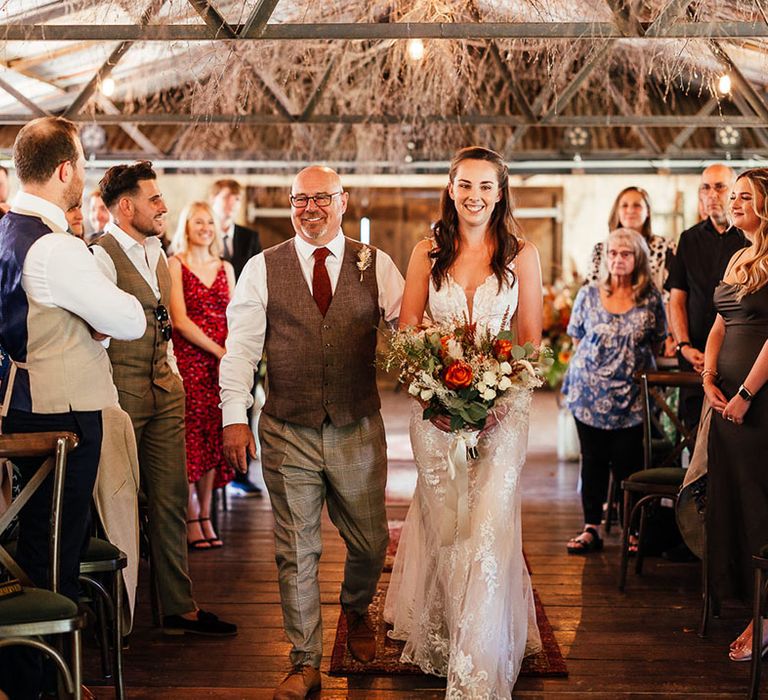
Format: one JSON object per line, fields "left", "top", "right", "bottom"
{"left": 0, "top": 433, "right": 78, "bottom": 593}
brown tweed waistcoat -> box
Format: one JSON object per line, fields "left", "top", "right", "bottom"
{"left": 96, "top": 233, "right": 177, "bottom": 397}
{"left": 263, "top": 237, "right": 381, "bottom": 429}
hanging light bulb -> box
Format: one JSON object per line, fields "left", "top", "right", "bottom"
{"left": 100, "top": 77, "right": 116, "bottom": 97}
{"left": 407, "top": 38, "right": 425, "bottom": 62}
{"left": 718, "top": 74, "right": 732, "bottom": 95}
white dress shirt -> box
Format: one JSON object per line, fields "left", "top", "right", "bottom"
{"left": 220, "top": 231, "right": 405, "bottom": 426}
{"left": 14, "top": 192, "right": 146, "bottom": 341}
{"left": 91, "top": 222, "right": 180, "bottom": 374}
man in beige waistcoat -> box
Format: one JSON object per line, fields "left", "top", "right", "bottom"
{"left": 221, "top": 166, "right": 404, "bottom": 699}
{"left": 92, "top": 161, "right": 236, "bottom": 637}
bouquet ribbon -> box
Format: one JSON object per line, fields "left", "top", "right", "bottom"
{"left": 444, "top": 430, "right": 479, "bottom": 543}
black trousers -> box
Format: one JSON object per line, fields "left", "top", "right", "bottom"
{"left": 574, "top": 418, "right": 643, "bottom": 526}
{"left": 0, "top": 408, "right": 102, "bottom": 700}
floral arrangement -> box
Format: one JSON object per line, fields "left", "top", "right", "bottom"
{"left": 381, "top": 313, "right": 548, "bottom": 437}
{"left": 542, "top": 279, "right": 580, "bottom": 389}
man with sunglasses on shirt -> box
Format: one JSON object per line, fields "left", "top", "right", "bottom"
{"left": 92, "top": 161, "right": 236, "bottom": 637}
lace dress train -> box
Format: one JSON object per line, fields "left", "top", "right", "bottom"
{"left": 384, "top": 273, "right": 541, "bottom": 699}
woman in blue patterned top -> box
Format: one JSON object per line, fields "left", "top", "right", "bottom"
{"left": 562, "top": 228, "right": 667, "bottom": 553}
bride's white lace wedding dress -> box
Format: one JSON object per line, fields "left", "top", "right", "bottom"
{"left": 383, "top": 271, "right": 541, "bottom": 700}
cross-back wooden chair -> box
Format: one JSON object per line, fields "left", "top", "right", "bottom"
{"left": 0, "top": 430, "right": 85, "bottom": 700}
{"left": 618, "top": 370, "right": 701, "bottom": 589}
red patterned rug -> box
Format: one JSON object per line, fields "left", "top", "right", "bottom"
{"left": 333, "top": 523, "right": 567, "bottom": 678}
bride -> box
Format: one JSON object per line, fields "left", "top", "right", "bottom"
{"left": 384, "top": 146, "right": 543, "bottom": 699}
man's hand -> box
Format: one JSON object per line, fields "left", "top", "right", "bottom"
{"left": 223, "top": 424, "right": 257, "bottom": 474}
{"left": 681, "top": 345, "right": 705, "bottom": 373}
{"left": 87, "top": 324, "right": 109, "bottom": 342}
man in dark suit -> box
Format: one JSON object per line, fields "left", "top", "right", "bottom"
{"left": 210, "top": 179, "right": 264, "bottom": 495}
{"left": 210, "top": 179, "right": 262, "bottom": 279}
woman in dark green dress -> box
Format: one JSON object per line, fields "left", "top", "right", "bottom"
{"left": 703, "top": 168, "right": 768, "bottom": 662}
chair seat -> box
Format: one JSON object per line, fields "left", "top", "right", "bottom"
{"left": 81, "top": 537, "right": 123, "bottom": 563}
{"left": 624, "top": 467, "right": 686, "bottom": 486}
{"left": 0, "top": 587, "right": 78, "bottom": 626}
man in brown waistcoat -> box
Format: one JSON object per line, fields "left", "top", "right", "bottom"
{"left": 221, "top": 165, "right": 404, "bottom": 699}
{"left": 92, "top": 161, "right": 236, "bottom": 637}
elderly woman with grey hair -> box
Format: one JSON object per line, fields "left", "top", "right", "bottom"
{"left": 562, "top": 228, "right": 668, "bottom": 553}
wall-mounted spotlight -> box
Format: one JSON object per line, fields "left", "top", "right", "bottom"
{"left": 715, "top": 125, "right": 742, "bottom": 149}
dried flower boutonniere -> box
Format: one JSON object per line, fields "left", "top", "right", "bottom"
{"left": 356, "top": 245, "right": 372, "bottom": 282}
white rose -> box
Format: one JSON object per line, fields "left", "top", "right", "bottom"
{"left": 477, "top": 382, "right": 487, "bottom": 393}
{"left": 446, "top": 339, "right": 464, "bottom": 360}
{"left": 481, "top": 388, "right": 497, "bottom": 401}
{"left": 482, "top": 370, "right": 498, "bottom": 386}
{"left": 498, "top": 376, "right": 512, "bottom": 391}
{"left": 408, "top": 383, "right": 420, "bottom": 396}
{"left": 499, "top": 361, "right": 512, "bottom": 375}
{"left": 420, "top": 389, "right": 434, "bottom": 401}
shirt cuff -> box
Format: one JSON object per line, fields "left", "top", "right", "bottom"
{"left": 222, "top": 404, "right": 249, "bottom": 427}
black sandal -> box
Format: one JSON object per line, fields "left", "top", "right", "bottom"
{"left": 187, "top": 518, "right": 212, "bottom": 550}
{"left": 200, "top": 517, "right": 223, "bottom": 548}
{"left": 566, "top": 526, "right": 603, "bottom": 555}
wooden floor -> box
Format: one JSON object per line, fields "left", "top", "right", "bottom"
{"left": 87, "top": 390, "right": 767, "bottom": 699}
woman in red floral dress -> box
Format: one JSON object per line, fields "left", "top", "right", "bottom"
{"left": 169, "top": 202, "right": 235, "bottom": 549}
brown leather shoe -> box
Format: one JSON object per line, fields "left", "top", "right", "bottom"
{"left": 273, "top": 665, "right": 321, "bottom": 700}
{"left": 345, "top": 608, "right": 376, "bottom": 663}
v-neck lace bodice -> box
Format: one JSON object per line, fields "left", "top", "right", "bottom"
{"left": 428, "top": 268, "right": 518, "bottom": 330}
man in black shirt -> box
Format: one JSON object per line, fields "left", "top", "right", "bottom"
{"left": 666, "top": 164, "right": 749, "bottom": 429}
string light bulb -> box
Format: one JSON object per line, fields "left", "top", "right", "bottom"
{"left": 718, "top": 74, "right": 731, "bottom": 95}
{"left": 407, "top": 39, "right": 425, "bottom": 62}
{"left": 100, "top": 77, "right": 116, "bottom": 97}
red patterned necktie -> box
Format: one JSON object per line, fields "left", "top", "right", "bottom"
{"left": 312, "top": 247, "right": 332, "bottom": 316}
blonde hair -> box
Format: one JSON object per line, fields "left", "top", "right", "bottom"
{"left": 171, "top": 201, "right": 223, "bottom": 257}
{"left": 731, "top": 169, "right": 768, "bottom": 300}
{"left": 600, "top": 228, "right": 654, "bottom": 304}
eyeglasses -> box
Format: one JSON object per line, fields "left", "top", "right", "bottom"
{"left": 289, "top": 192, "right": 343, "bottom": 208}
{"left": 607, "top": 250, "right": 635, "bottom": 259}
{"left": 699, "top": 183, "right": 730, "bottom": 194}
{"left": 154, "top": 304, "right": 172, "bottom": 342}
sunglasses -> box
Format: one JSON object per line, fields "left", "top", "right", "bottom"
{"left": 154, "top": 304, "right": 172, "bottom": 342}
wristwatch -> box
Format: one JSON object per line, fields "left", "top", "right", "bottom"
{"left": 675, "top": 341, "right": 692, "bottom": 356}
{"left": 737, "top": 384, "right": 754, "bottom": 401}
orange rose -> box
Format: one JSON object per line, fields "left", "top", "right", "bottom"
{"left": 493, "top": 339, "right": 514, "bottom": 361}
{"left": 443, "top": 361, "right": 473, "bottom": 389}
{"left": 558, "top": 349, "right": 572, "bottom": 364}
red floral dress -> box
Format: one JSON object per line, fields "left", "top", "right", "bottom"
{"left": 172, "top": 263, "right": 234, "bottom": 487}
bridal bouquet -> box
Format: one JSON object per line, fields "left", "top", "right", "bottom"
{"left": 382, "top": 315, "right": 548, "bottom": 542}
{"left": 382, "top": 315, "right": 548, "bottom": 442}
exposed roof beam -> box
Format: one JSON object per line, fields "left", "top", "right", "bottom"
{"left": 0, "top": 112, "right": 756, "bottom": 127}
{"left": 240, "top": 0, "right": 281, "bottom": 38}
{"left": 5, "top": 21, "right": 768, "bottom": 41}
{"left": 540, "top": 42, "right": 615, "bottom": 121}
{"left": 0, "top": 76, "right": 49, "bottom": 117}
{"left": 186, "top": 0, "right": 237, "bottom": 39}
{"left": 709, "top": 40, "right": 768, "bottom": 122}
{"left": 729, "top": 92, "right": 768, "bottom": 150}
{"left": 609, "top": 84, "right": 661, "bottom": 153}
{"left": 95, "top": 95, "right": 164, "bottom": 155}
{"left": 644, "top": 0, "right": 696, "bottom": 37}
{"left": 300, "top": 58, "right": 338, "bottom": 121}
{"left": 63, "top": 0, "right": 166, "bottom": 118}
{"left": 665, "top": 96, "right": 718, "bottom": 153}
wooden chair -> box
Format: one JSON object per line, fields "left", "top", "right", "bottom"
{"left": 0, "top": 431, "right": 85, "bottom": 700}
{"left": 618, "top": 370, "right": 701, "bottom": 593}
{"left": 749, "top": 544, "right": 768, "bottom": 700}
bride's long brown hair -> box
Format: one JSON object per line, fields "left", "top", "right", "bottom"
{"left": 430, "top": 146, "right": 522, "bottom": 292}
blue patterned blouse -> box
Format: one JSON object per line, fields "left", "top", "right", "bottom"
{"left": 562, "top": 284, "right": 667, "bottom": 429}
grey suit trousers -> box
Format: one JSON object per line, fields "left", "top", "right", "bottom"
{"left": 259, "top": 411, "right": 389, "bottom": 668}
